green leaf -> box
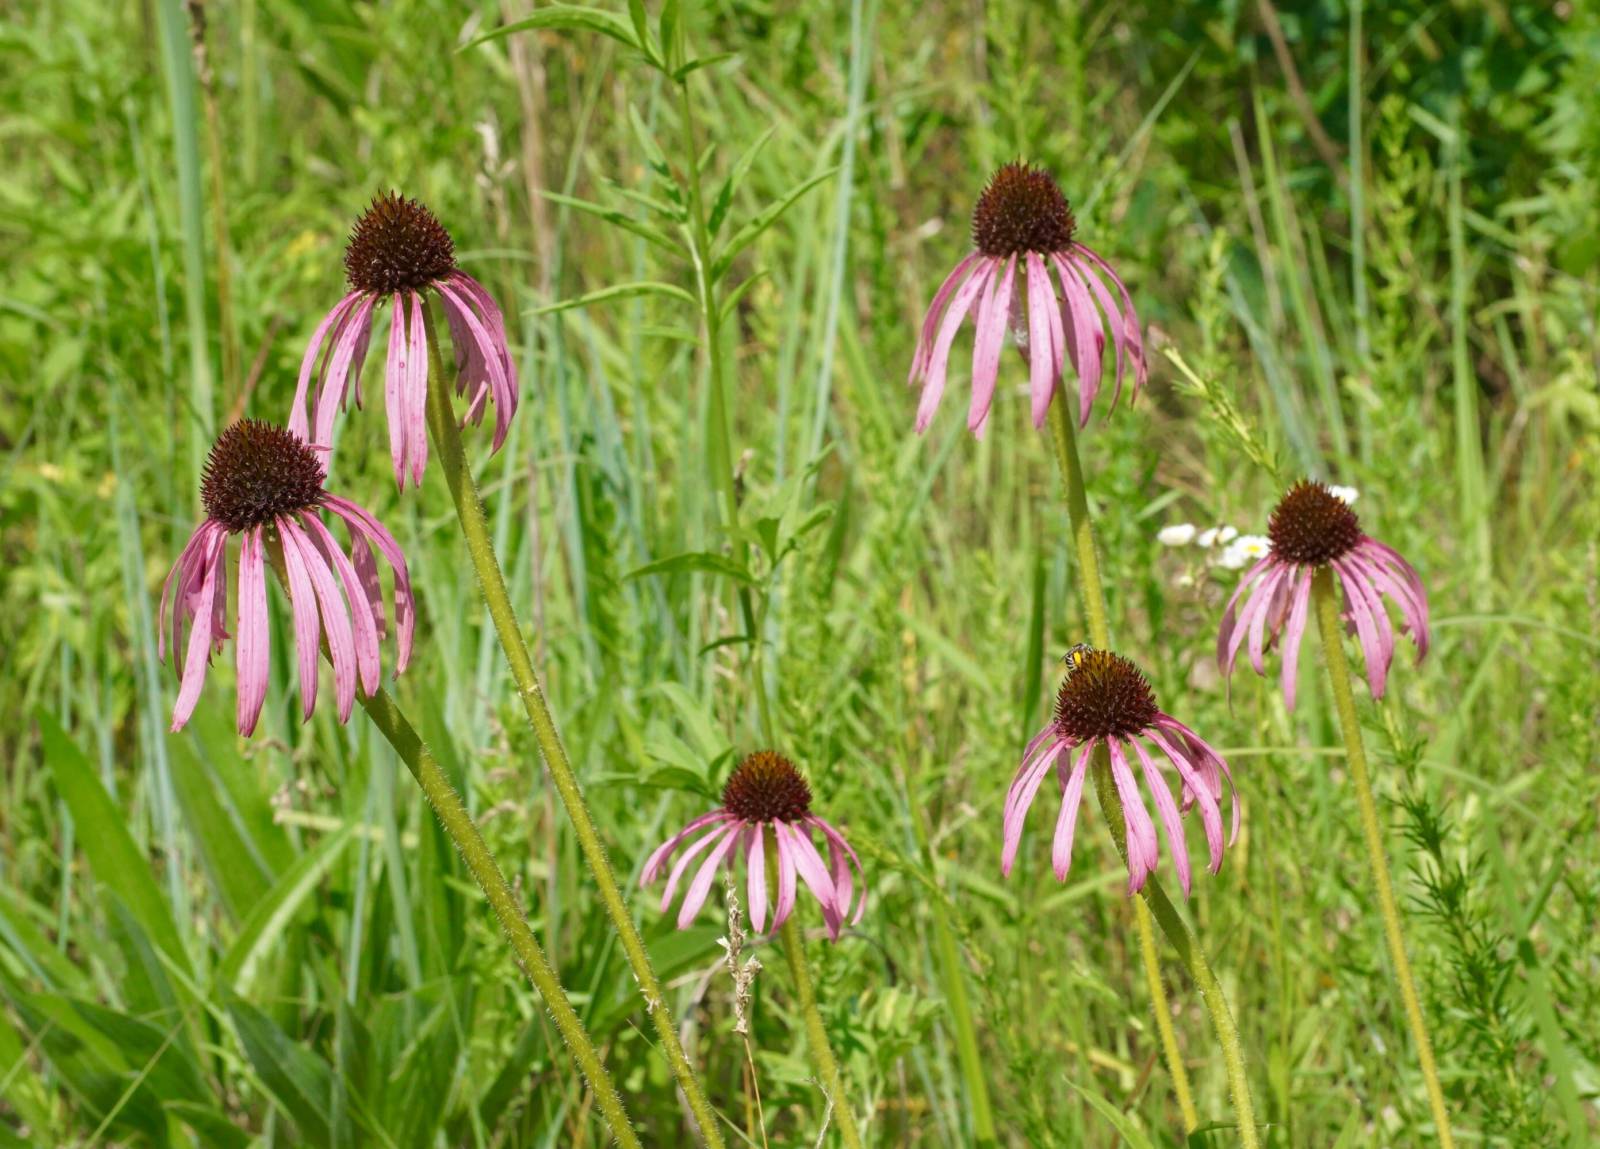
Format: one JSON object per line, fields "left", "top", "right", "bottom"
{"left": 640, "top": 767, "right": 717, "bottom": 799}
{"left": 527, "top": 280, "right": 696, "bottom": 317}
{"left": 165, "top": 1101, "right": 253, "bottom": 1149}
{"left": 713, "top": 166, "right": 838, "bottom": 280}
{"left": 35, "top": 710, "right": 191, "bottom": 978}
{"left": 672, "top": 51, "right": 740, "bottom": 82}
{"left": 462, "top": 7, "right": 641, "bottom": 53}
{"left": 1066, "top": 1080, "right": 1160, "bottom": 1149}
{"left": 624, "top": 550, "right": 759, "bottom": 586}
{"left": 718, "top": 268, "right": 768, "bottom": 324}
{"left": 227, "top": 997, "right": 336, "bottom": 1148}
{"left": 540, "top": 191, "right": 686, "bottom": 256}
{"left": 709, "top": 127, "right": 773, "bottom": 239}
{"left": 218, "top": 825, "right": 354, "bottom": 993}
{"left": 627, "top": 102, "right": 672, "bottom": 180}
{"left": 167, "top": 729, "right": 275, "bottom": 921}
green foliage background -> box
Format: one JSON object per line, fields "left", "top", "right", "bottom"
{"left": 3, "top": 0, "right": 1597, "bottom": 1145}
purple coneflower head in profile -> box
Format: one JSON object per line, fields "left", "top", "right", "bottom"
{"left": 288, "top": 192, "right": 518, "bottom": 488}
{"left": 1217, "top": 480, "right": 1429, "bottom": 710}
{"left": 160, "top": 420, "right": 415, "bottom": 736}
{"left": 641, "top": 751, "right": 866, "bottom": 941}
{"left": 1004, "top": 649, "right": 1239, "bottom": 897}
{"left": 908, "top": 162, "right": 1146, "bottom": 438}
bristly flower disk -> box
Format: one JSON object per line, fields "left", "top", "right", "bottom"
{"left": 289, "top": 192, "right": 519, "bottom": 489}
{"left": 1005, "top": 649, "right": 1240, "bottom": 896}
{"left": 161, "top": 421, "right": 415, "bottom": 736}
{"left": 908, "top": 162, "right": 1147, "bottom": 438}
{"left": 642, "top": 751, "right": 866, "bottom": 941}
{"left": 1218, "top": 479, "right": 1429, "bottom": 709}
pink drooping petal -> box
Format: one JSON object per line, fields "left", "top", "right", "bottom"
{"left": 298, "top": 512, "right": 381, "bottom": 698}
{"left": 1156, "top": 716, "right": 1241, "bottom": 849}
{"left": 1024, "top": 253, "right": 1059, "bottom": 429}
{"left": 1053, "top": 254, "right": 1105, "bottom": 427}
{"left": 1146, "top": 726, "right": 1223, "bottom": 872}
{"left": 968, "top": 255, "right": 1016, "bottom": 438}
{"left": 1216, "top": 554, "right": 1276, "bottom": 678}
{"left": 1278, "top": 568, "right": 1314, "bottom": 711}
{"left": 1333, "top": 559, "right": 1389, "bottom": 699}
{"left": 780, "top": 821, "right": 841, "bottom": 939}
{"left": 658, "top": 817, "right": 733, "bottom": 909}
{"left": 911, "top": 253, "right": 983, "bottom": 382}
{"left": 159, "top": 520, "right": 224, "bottom": 667}
{"left": 642, "top": 809, "right": 729, "bottom": 883}
{"left": 289, "top": 292, "right": 362, "bottom": 443}
{"left": 1072, "top": 243, "right": 1146, "bottom": 397}
{"left": 406, "top": 293, "right": 429, "bottom": 487}
{"left": 436, "top": 279, "right": 512, "bottom": 453}
{"left": 746, "top": 824, "right": 768, "bottom": 934}
{"left": 772, "top": 823, "right": 798, "bottom": 932}
{"left": 313, "top": 295, "right": 379, "bottom": 449}
{"left": 234, "top": 527, "right": 270, "bottom": 737}
{"left": 1359, "top": 538, "right": 1430, "bottom": 656}
{"left": 348, "top": 532, "right": 386, "bottom": 640}
{"left": 276, "top": 515, "right": 323, "bottom": 720}
{"left": 383, "top": 293, "right": 409, "bottom": 487}
{"left": 169, "top": 532, "right": 227, "bottom": 732}
{"left": 916, "top": 260, "right": 994, "bottom": 433}
{"left": 281, "top": 516, "right": 358, "bottom": 724}
{"left": 1050, "top": 742, "right": 1094, "bottom": 881}
{"left": 448, "top": 271, "right": 519, "bottom": 416}
{"left": 321, "top": 495, "right": 414, "bottom": 674}
{"left": 1069, "top": 251, "right": 1131, "bottom": 411}
{"left": 1246, "top": 566, "right": 1288, "bottom": 675}
{"left": 677, "top": 824, "right": 742, "bottom": 929}
{"left": 1002, "top": 736, "right": 1064, "bottom": 876}
{"left": 1131, "top": 737, "right": 1191, "bottom": 898}
{"left": 810, "top": 815, "right": 866, "bottom": 926}
{"left": 1108, "top": 740, "right": 1159, "bottom": 893}
{"left": 1350, "top": 542, "right": 1430, "bottom": 660}
{"left": 1225, "top": 562, "right": 1284, "bottom": 676}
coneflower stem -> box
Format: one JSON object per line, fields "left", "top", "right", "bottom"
{"left": 356, "top": 687, "right": 643, "bottom": 1149}
{"left": 420, "top": 305, "right": 728, "bottom": 1148}
{"left": 1136, "top": 900, "right": 1200, "bottom": 1132}
{"left": 1311, "top": 570, "right": 1454, "bottom": 1147}
{"left": 768, "top": 831, "right": 865, "bottom": 1149}
{"left": 263, "top": 551, "right": 640, "bottom": 1146}
{"left": 1048, "top": 400, "right": 1258, "bottom": 1146}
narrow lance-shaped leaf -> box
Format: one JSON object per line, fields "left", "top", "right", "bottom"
{"left": 713, "top": 166, "right": 839, "bottom": 280}
{"left": 462, "top": 7, "right": 642, "bottom": 53}
{"left": 528, "top": 281, "right": 697, "bottom": 317}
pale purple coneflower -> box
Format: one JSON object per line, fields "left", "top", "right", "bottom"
{"left": 160, "top": 420, "right": 415, "bottom": 735}
{"left": 1004, "top": 649, "right": 1240, "bottom": 896}
{"left": 288, "top": 192, "right": 518, "bottom": 488}
{"left": 641, "top": 751, "right": 866, "bottom": 942}
{"left": 1217, "top": 479, "right": 1429, "bottom": 710}
{"left": 908, "top": 161, "right": 1147, "bottom": 438}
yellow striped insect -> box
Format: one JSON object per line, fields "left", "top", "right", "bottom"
{"left": 1061, "top": 644, "right": 1095, "bottom": 674}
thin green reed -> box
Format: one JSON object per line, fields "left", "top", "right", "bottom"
{"left": 1049, "top": 402, "right": 1261, "bottom": 1148}
{"left": 418, "top": 304, "right": 728, "bottom": 1147}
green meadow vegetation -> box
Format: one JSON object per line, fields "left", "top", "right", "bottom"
{"left": 4, "top": 0, "right": 1598, "bottom": 1145}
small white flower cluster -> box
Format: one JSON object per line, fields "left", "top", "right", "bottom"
{"left": 1157, "top": 522, "right": 1268, "bottom": 570}
{"left": 1156, "top": 486, "right": 1357, "bottom": 573}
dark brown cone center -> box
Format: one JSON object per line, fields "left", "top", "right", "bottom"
{"left": 1267, "top": 480, "right": 1363, "bottom": 565}
{"left": 721, "top": 751, "right": 813, "bottom": 824}
{"left": 1053, "top": 649, "right": 1160, "bottom": 742}
{"left": 201, "top": 420, "right": 326, "bottom": 532}
{"left": 971, "top": 162, "right": 1077, "bottom": 257}
{"left": 344, "top": 192, "right": 457, "bottom": 294}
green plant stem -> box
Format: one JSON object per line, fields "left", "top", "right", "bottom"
{"left": 767, "top": 830, "right": 865, "bottom": 1149}
{"left": 1136, "top": 898, "right": 1199, "bottom": 1133}
{"left": 420, "top": 304, "right": 728, "bottom": 1149}
{"left": 1311, "top": 570, "right": 1455, "bottom": 1147}
{"left": 357, "top": 687, "right": 643, "bottom": 1149}
{"left": 674, "top": 77, "right": 774, "bottom": 746}
{"left": 1048, "top": 401, "right": 1258, "bottom": 1146}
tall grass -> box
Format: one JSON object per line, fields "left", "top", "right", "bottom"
{"left": 2, "top": 1, "right": 1596, "bottom": 1145}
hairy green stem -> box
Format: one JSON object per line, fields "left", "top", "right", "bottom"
{"left": 1049, "top": 401, "right": 1258, "bottom": 1146}
{"left": 768, "top": 829, "right": 865, "bottom": 1149}
{"left": 1311, "top": 570, "right": 1454, "bottom": 1147}
{"left": 1136, "top": 898, "right": 1199, "bottom": 1132}
{"left": 420, "top": 304, "right": 727, "bottom": 1148}
{"left": 357, "top": 687, "right": 642, "bottom": 1148}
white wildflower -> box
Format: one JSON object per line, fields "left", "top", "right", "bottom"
{"left": 1157, "top": 522, "right": 1197, "bottom": 546}
{"left": 1328, "top": 484, "right": 1359, "bottom": 505}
